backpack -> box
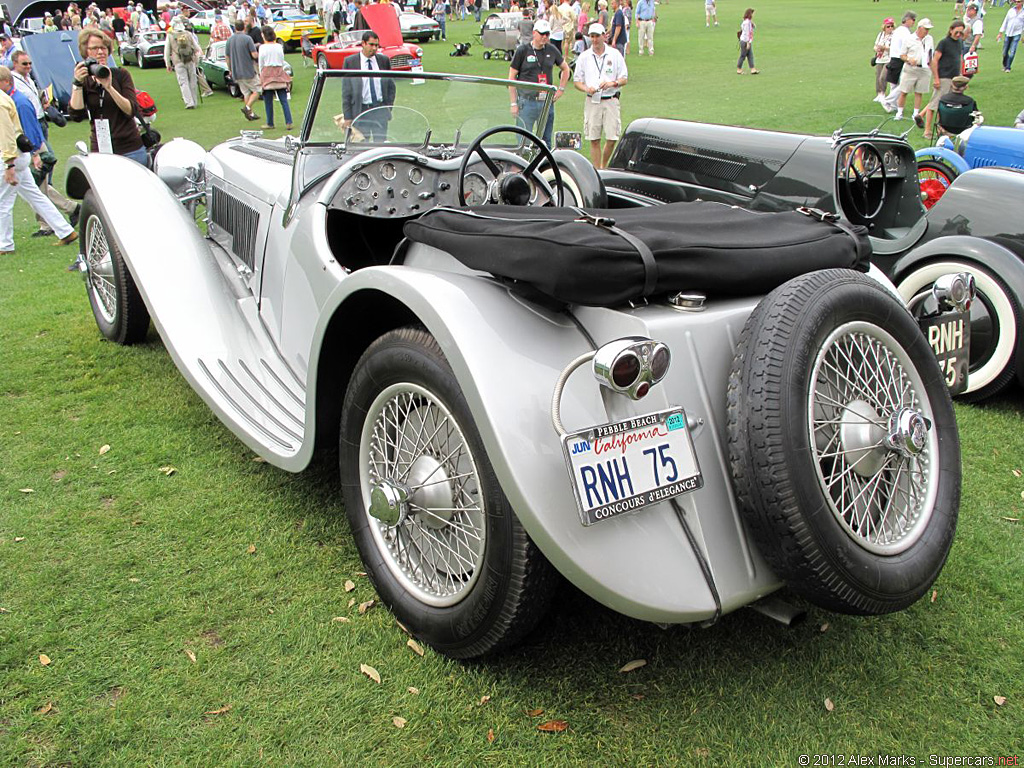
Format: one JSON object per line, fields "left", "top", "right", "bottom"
{"left": 136, "top": 89, "right": 157, "bottom": 119}
{"left": 175, "top": 30, "right": 195, "bottom": 62}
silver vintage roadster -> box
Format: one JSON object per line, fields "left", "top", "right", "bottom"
{"left": 67, "top": 71, "right": 963, "bottom": 659}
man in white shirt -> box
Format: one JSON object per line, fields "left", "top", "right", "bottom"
{"left": 896, "top": 18, "right": 935, "bottom": 125}
{"left": 9, "top": 50, "right": 78, "bottom": 234}
{"left": 997, "top": 0, "right": 1024, "bottom": 71}
{"left": 964, "top": 5, "right": 984, "bottom": 53}
{"left": 573, "top": 22, "right": 627, "bottom": 169}
{"left": 882, "top": 11, "right": 916, "bottom": 112}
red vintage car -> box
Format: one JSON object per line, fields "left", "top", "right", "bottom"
{"left": 311, "top": 3, "right": 424, "bottom": 71}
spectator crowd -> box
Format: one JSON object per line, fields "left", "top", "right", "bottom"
{"left": 0, "top": 0, "right": 1021, "bottom": 257}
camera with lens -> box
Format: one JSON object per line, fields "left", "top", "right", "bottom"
{"left": 82, "top": 57, "right": 110, "bottom": 80}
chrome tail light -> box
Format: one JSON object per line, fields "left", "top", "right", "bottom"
{"left": 932, "top": 272, "right": 976, "bottom": 313}
{"left": 592, "top": 337, "right": 671, "bottom": 401}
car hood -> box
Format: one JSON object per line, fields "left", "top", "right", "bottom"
{"left": 360, "top": 3, "right": 403, "bottom": 48}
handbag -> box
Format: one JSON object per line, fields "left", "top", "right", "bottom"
{"left": 44, "top": 103, "right": 67, "bottom": 128}
{"left": 962, "top": 52, "right": 979, "bottom": 76}
{"left": 870, "top": 55, "right": 877, "bottom": 67}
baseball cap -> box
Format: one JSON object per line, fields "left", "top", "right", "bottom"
{"left": 883, "top": 17, "right": 894, "bottom": 25}
{"left": 951, "top": 75, "right": 970, "bottom": 88}
{"left": 918, "top": 18, "right": 934, "bottom": 29}
{"left": 533, "top": 19, "right": 551, "bottom": 34}
{"left": 588, "top": 22, "right": 605, "bottom": 35}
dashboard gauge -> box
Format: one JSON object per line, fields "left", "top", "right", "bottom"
{"left": 408, "top": 167, "right": 424, "bottom": 184}
{"left": 464, "top": 173, "right": 489, "bottom": 206}
{"left": 380, "top": 162, "right": 397, "bottom": 180}
{"left": 883, "top": 151, "right": 894, "bottom": 168}
{"left": 355, "top": 172, "right": 371, "bottom": 191}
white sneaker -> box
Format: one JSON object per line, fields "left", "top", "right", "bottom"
{"left": 894, "top": 110, "right": 903, "bottom": 120}
{"left": 881, "top": 102, "right": 894, "bottom": 113}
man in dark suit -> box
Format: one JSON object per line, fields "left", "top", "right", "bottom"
{"left": 340, "top": 32, "right": 397, "bottom": 142}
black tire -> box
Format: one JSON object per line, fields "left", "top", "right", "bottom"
{"left": 917, "top": 159, "right": 959, "bottom": 210}
{"left": 482, "top": 50, "right": 491, "bottom": 59}
{"left": 317, "top": 53, "right": 330, "bottom": 69}
{"left": 340, "top": 327, "right": 557, "bottom": 658}
{"left": 727, "top": 269, "right": 959, "bottom": 615}
{"left": 80, "top": 191, "right": 150, "bottom": 345}
{"left": 897, "top": 260, "right": 1020, "bottom": 402}
{"left": 137, "top": 55, "right": 146, "bottom": 69}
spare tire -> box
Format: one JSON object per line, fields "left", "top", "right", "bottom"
{"left": 727, "top": 269, "right": 959, "bottom": 615}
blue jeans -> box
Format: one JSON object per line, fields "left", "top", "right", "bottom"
{"left": 436, "top": 16, "right": 446, "bottom": 38}
{"left": 517, "top": 97, "right": 554, "bottom": 147}
{"left": 474, "top": 5, "right": 481, "bottom": 22}
{"left": 122, "top": 147, "right": 150, "bottom": 166}
{"left": 1003, "top": 35, "right": 1020, "bottom": 70}
{"left": 262, "top": 88, "right": 293, "bottom": 127}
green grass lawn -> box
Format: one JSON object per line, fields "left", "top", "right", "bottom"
{"left": 2, "top": 1, "right": 1023, "bottom": 764}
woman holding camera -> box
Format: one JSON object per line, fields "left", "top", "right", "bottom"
{"left": 68, "top": 29, "right": 146, "bottom": 165}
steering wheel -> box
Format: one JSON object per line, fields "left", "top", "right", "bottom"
{"left": 841, "top": 142, "right": 887, "bottom": 221}
{"left": 457, "top": 125, "right": 564, "bottom": 207}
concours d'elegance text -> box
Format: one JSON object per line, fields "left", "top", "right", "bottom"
{"left": 798, "top": 754, "right": 1020, "bottom": 766}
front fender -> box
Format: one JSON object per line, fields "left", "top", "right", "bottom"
{"left": 308, "top": 261, "right": 777, "bottom": 624}
{"left": 891, "top": 235, "right": 1024, "bottom": 385}
{"left": 915, "top": 147, "right": 970, "bottom": 175}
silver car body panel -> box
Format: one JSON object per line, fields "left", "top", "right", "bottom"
{"left": 67, "top": 138, "right": 783, "bottom": 626}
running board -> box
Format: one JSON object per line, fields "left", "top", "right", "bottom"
{"left": 70, "top": 155, "right": 310, "bottom": 469}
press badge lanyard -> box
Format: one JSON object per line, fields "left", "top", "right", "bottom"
{"left": 87, "top": 86, "right": 114, "bottom": 155}
{"left": 590, "top": 53, "right": 608, "bottom": 103}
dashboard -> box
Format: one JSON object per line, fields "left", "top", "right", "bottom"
{"left": 329, "top": 153, "right": 555, "bottom": 218}
{"left": 834, "top": 139, "right": 920, "bottom": 233}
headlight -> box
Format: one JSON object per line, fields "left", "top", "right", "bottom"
{"left": 592, "top": 337, "right": 671, "bottom": 400}
{"left": 415, "top": 46, "right": 423, "bottom": 56}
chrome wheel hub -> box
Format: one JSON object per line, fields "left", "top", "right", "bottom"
{"left": 368, "top": 478, "right": 409, "bottom": 527}
{"left": 359, "top": 383, "right": 487, "bottom": 607}
{"left": 887, "top": 408, "right": 928, "bottom": 458}
{"left": 808, "top": 322, "right": 939, "bottom": 555}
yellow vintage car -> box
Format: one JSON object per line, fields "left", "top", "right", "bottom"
{"left": 271, "top": 6, "right": 327, "bottom": 50}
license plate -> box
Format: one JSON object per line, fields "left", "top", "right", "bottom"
{"left": 561, "top": 408, "right": 703, "bottom": 526}
{"left": 920, "top": 310, "right": 969, "bottom": 395}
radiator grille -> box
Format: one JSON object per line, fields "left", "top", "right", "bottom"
{"left": 391, "top": 54, "right": 415, "bottom": 69}
{"left": 210, "top": 187, "right": 260, "bottom": 270}
{"left": 640, "top": 145, "right": 747, "bottom": 182}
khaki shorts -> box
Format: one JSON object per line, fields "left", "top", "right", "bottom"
{"left": 236, "top": 75, "right": 262, "bottom": 98}
{"left": 927, "top": 77, "right": 953, "bottom": 111}
{"left": 583, "top": 97, "right": 622, "bottom": 141}
{"left": 899, "top": 65, "right": 931, "bottom": 95}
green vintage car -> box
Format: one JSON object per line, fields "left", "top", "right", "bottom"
{"left": 199, "top": 40, "right": 294, "bottom": 98}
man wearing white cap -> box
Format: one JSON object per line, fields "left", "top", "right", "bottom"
{"left": 573, "top": 22, "right": 627, "bottom": 169}
{"left": 896, "top": 18, "right": 935, "bottom": 125}
{"left": 508, "top": 18, "right": 571, "bottom": 146}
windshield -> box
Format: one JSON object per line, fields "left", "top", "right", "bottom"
{"left": 304, "top": 71, "right": 554, "bottom": 151}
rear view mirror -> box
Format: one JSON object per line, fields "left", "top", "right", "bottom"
{"left": 554, "top": 131, "right": 582, "bottom": 150}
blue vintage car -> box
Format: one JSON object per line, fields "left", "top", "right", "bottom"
{"left": 916, "top": 124, "right": 1024, "bottom": 208}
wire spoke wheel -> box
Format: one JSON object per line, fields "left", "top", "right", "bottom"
{"left": 809, "top": 322, "right": 938, "bottom": 555}
{"left": 728, "top": 270, "right": 959, "bottom": 615}
{"left": 85, "top": 214, "right": 116, "bottom": 324}
{"left": 360, "top": 383, "right": 486, "bottom": 607}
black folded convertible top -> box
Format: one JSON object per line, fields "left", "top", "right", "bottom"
{"left": 403, "top": 202, "right": 871, "bottom": 307}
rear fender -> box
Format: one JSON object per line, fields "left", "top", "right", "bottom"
{"left": 915, "top": 147, "right": 970, "bottom": 175}
{"left": 891, "top": 235, "right": 1024, "bottom": 384}
{"left": 311, "top": 258, "right": 780, "bottom": 624}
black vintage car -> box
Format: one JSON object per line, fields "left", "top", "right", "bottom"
{"left": 581, "top": 119, "right": 1024, "bottom": 402}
